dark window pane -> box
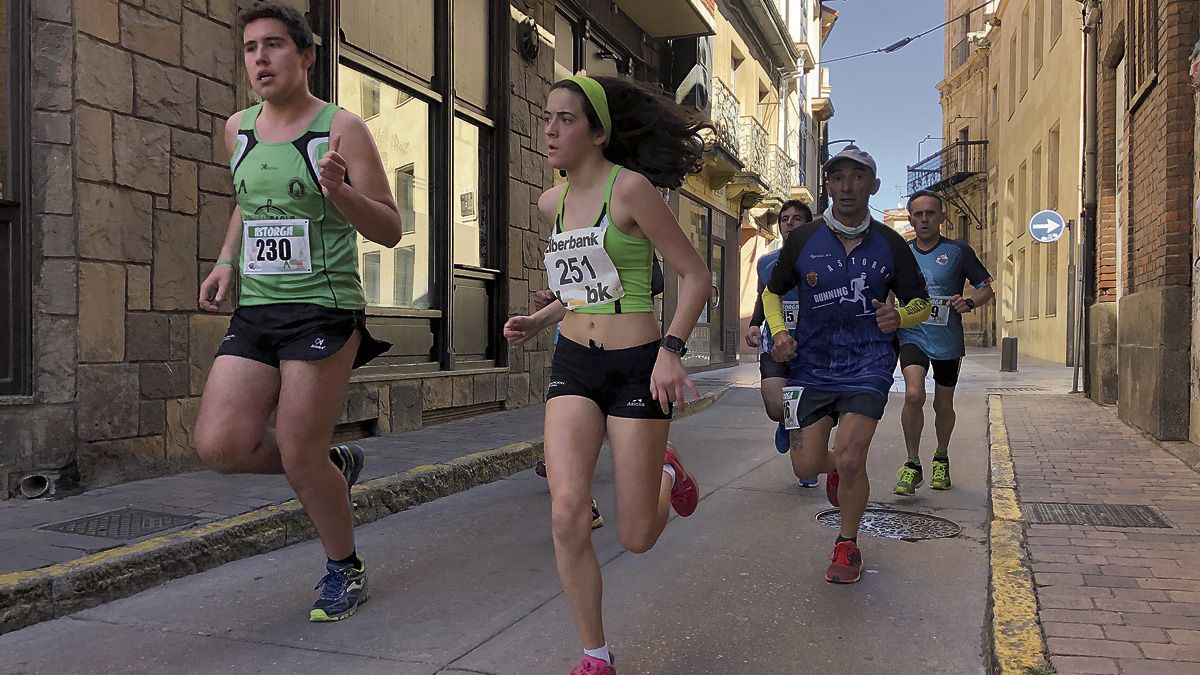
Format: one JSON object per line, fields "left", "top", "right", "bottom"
{"left": 554, "top": 11, "right": 575, "bottom": 81}
{"left": 453, "top": 0, "right": 489, "bottom": 109}
{"left": 341, "top": 0, "right": 434, "bottom": 81}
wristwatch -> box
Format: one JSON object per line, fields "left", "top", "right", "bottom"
{"left": 964, "top": 297, "right": 976, "bottom": 311}
{"left": 661, "top": 335, "right": 688, "bottom": 356}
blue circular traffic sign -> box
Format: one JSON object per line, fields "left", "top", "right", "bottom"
{"left": 1028, "top": 210, "right": 1066, "bottom": 243}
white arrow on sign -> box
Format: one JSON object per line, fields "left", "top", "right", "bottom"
{"left": 1028, "top": 210, "right": 1066, "bottom": 243}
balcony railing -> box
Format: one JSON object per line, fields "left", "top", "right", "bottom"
{"left": 738, "top": 116, "right": 769, "bottom": 177}
{"left": 710, "top": 77, "right": 741, "bottom": 159}
{"left": 951, "top": 37, "right": 969, "bottom": 71}
{"left": 906, "top": 140, "right": 988, "bottom": 195}
{"left": 767, "top": 145, "right": 798, "bottom": 194}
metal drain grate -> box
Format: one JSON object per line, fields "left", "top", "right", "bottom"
{"left": 1024, "top": 503, "right": 1171, "bottom": 528}
{"left": 39, "top": 508, "right": 200, "bottom": 540}
{"left": 986, "top": 386, "right": 1047, "bottom": 392}
{"left": 816, "top": 508, "right": 961, "bottom": 540}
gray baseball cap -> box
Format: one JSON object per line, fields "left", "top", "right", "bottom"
{"left": 823, "top": 144, "right": 877, "bottom": 175}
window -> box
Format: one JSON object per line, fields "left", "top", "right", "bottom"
{"left": 1046, "top": 241, "right": 1058, "bottom": 316}
{"left": 453, "top": 118, "right": 489, "bottom": 267}
{"left": 453, "top": 0, "right": 489, "bottom": 110}
{"left": 678, "top": 193, "right": 713, "bottom": 367}
{"left": 1005, "top": 176, "right": 1016, "bottom": 243}
{"left": 731, "top": 45, "right": 745, "bottom": 97}
{"left": 394, "top": 247, "right": 415, "bottom": 306}
{"left": 990, "top": 84, "right": 998, "bottom": 122}
{"left": 1020, "top": 7, "right": 1029, "bottom": 99}
{"left": 1018, "top": 161, "right": 1028, "bottom": 236}
{"left": 360, "top": 75, "right": 381, "bottom": 119}
{"left": 989, "top": 201, "right": 998, "bottom": 231}
{"left": 1008, "top": 35, "right": 1017, "bottom": 118}
{"left": 1033, "top": 0, "right": 1044, "bottom": 76}
{"left": 1129, "top": 0, "right": 1159, "bottom": 97}
{"left": 363, "top": 251, "right": 381, "bottom": 305}
{"left": 1015, "top": 247, "right": 1026, "bottom": 320}
{"left": 1031, "top": 144, "right": 1042, "bottom": 217}
{"left": 1051, "top": 0, "right": 1063, "bottom": 46}
{"left": 0, "top": 0, "right": 27, "bottom": 394}
{"left": 341, "top": 0, "right": 435, "bottom": 81}
{"left": 554, "top": 11, "right": 578, "bottom": 81}
{"left": 1029, "top": 240, "right": 1040, "bottom": 318}
{"left": 1004, "top": 251, "right": 1015, "bottom": 323}
{"left": 396, "top": 166, "right": 416, "bottom": 235}
{"left": 1047, "top": 124, "right": 1060, "bottom": 209}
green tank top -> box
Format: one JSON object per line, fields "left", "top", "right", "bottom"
{"left": 230, "top": 103, "right": 365, "bottom": 309}
{"left": 556, "top": 165, "right": 654, "bottom": 314}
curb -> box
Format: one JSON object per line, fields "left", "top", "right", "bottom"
{"left": 986, "top": 394, "right": 1049, "bottom": 674}
{"left": 0, "top": 383, "right": 733, "bottom": 636}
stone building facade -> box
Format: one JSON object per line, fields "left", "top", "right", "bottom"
{"left": 0, "top": 0, "right": 736, "bottom": 497}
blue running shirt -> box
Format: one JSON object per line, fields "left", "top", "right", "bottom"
{"left": 767, "top": 220, "right": 930, "bottom": 396}
{"left": 755, "top": 250, "right": 799, "bottom": 355}
{"left": 897, "top": 237, "right": 992, "bottom": 360}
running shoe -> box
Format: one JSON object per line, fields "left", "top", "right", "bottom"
{"left": 663, "top": 444, "right": 699, "bottom": 517}
{"left": 591, "top": 499, "right": 605, "bottom": 529}
{"left": 893, "top": 462, "right": 923, "bottom": 496}
{"left": 535, "top": 459, "right": 547, "bottom": 478}
{"left": 798, "top": 476, "right": 819, "bottom": 488}
{"left": 310, "top": 558, "right": 368, "bottom": 622}
{"left": 825, "top": 540, "right": 863, "bottom": 584}
{"left": 930, "top": 456, "right": 952, "bottom": 490}
{"left": 570, "top": 654, "right": 616, "bottom": 675}
{"left": 774, "top": 423, "right": 790, "bottom": 454}
{"left": 330, "top": 444, "right": 365, "bottom": 493}
{"left": 825, "top": 469, "right": 840, "bottom": 507}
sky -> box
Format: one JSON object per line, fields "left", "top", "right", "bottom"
{"left": 821, "top": 0, "right": 947, "bottom": 213}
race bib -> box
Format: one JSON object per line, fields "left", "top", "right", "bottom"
{"left": 544, "top": 225, "right": 625, "bottom": 309}
{"left": 782, "top": 386, "right": 804, "bottom": 430}
{"left": 782, "top": 300, "right": 799, "bottom": 330}
{"left": 924, "top": 296, "right": 952, "bottom": 326}
{"left": 242, "top": 219, "right": 312, "bottom": 275}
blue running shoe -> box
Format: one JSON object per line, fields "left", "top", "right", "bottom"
{"left": 775, "top": 423, "right": 790, "bottom": 454}
{"left": 310, "top": 559, "right": 368, "bottom": 622}
{"left": 798, "top": 476, "right": 819, "bottom": 488}
{"left": 330, "top": 444, "right": 365, "bottom": 494}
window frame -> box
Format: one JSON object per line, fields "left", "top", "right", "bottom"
{"left": 0, "top": 0, "right": 30, "bottom": 397}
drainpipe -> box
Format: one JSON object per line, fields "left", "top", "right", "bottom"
{"left": 1081, "top": 0, "right": 1100, "bottom": 396}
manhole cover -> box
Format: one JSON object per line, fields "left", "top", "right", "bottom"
{"left": 815, "top": 508, "right": 961, "bottom": 540}
{"left": 1024, "top": 503, "right": 1171, "bottom": 528}
{"left": 986, "top": 386, "right": 1047, "bottom": 392}
{"left": 39, "top": 508, "right": 199, "bottom": 540}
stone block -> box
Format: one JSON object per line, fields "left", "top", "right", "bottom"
{"left": 452, "top": 376, "right": 473, "bottom": 407}
{"left": 0, "top": 404, "right": 76, "bottom": 469}
{"left": 77, "top": 36, "right": 133, "bottom": 113}
{"left": 170, "top": 315, "right": 189, "bottom": 360}
{"left": 139, "top": 400, "right": 166, "bottom": 436}
{"left": 78, "top": 435, "right": 166, "bottom": 488}
{"left": 207, "top": 0, "right": 235, "bottom": 26}
{"left": 152, "top": 210, "right": 198, "bottom": 310}
{"left": 78, "top": 0, "right": 119, "bottom": 42}
{"left": 134, "top": 56, "right": 198, "bottom": 129}
{"left": 34, "top": 315, "right": 76, "bottom": 405}
{"left": 198, "top": 163, "right": 232, "bottom": 194}
{"left": 143, "top": 0, "right": 182, "bottom": 21}
{"left": 495, "top": 371, "right": 510, "bottom": 401}
{"left": 198, "top": 192, "right": 234, "bottom": 257}
{"left": 127, "top": 264, "right": 151, "bottom": 310}
{"left": 33, "top": 21, "right": 72, "bottom": 111}
{"left": 506, "top": 372, "right": 530, "bottom": 409}
{"left": 342, "top": 385, "right": 381, "bottom": 424}
{"left": 172, "top": 127, "right": 211, "bottom": 162}
{"left": 421, "top": 376, "right": 452, "bottom": 410}
{"left": 33, "top": 111, "right": 71, "bottom": 144}
{"left": 170, "top": 159, "right": 199, "bottom": 215}
{"left": 126, "top": 312, "right": 170, "bottom": 362}
{"left": 113, "top": 115, "right": 171, "bottom": 194}
{"left": 197, "top": 77, "right": 234, "bottom": 117}
{"left": 388, "top": 381, "right": 422, "bottom": 431}
{"left": 164, "top": 397, "right": 203, "bottom": 467}
{"left": 36, "top": 259, "right": 76, "bottom": 315}
{"left": 140, "top": 361, "right": 189, "bottom": 399}
{"left": 1116, "top": 287, "right": 1192, "bottom": 440}
{"left": 188, "top": 314, "right": 228, "bottom": 394}
{"left": 120, "top": 3, "right": 181, "bottom": 64}
{"left": 77, "top": 363, "right": 139, "bottom": 441}
{"left": 182, "top": 11, "right": 235, "bottom": 81}
{"left": 473, "top": 373, "right": 497, "bottom": 403}
{"left": 78, "top": 262, "right": 126, "bottom": 362}
{"left": 33, "top": 143, "right": 71, "bottom": 215}
{"left": 183, "top": 0, "right": 206, "bottom": 13}
{"left": 37, "top": 214, "right": 75, "bottom": 258}
{"left": 35, "top": 0, "right": 72, "bottom": 22}
{"left": 78, "top": 183, "right": 153, "bottom": 262}
{"left": 75, "top": 105, "right": 113, "bottom": 182}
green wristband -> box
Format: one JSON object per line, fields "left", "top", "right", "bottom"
{"left": 215, "top": 259, "right": 235, "bottom": 267}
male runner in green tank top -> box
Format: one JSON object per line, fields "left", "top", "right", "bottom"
{"left": 194, "top": 2, "right": 402, "bottom": 623}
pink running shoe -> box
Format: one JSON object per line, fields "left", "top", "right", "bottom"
{"left": 663, "top": 444, "right": 699, "bottom": 517}
{"left": 570, "top": 655, "right": 616, "bottom": 675}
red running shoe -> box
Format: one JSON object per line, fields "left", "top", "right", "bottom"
{"left": 825, "top": 540, "right": 863, "bottom": 584}
{"left": 570, "top": 655, "right": 616, "bottom": 675}
{"left": 826, "top": 469, "right": 840, "bottom": 507}
{"left": 663, "top": 444, "right": 699, "bottom": 517}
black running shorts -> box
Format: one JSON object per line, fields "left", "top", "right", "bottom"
{"left": 898, "top": 343, "right": 963, "bottom": 388}
{"left": 215, "top": 303, "right": 391, "bottom": 369}
{"left": 546, "top": 336, "right": 672, "bottom": 420}
{"left": 795, "top": 388, "right": 888, "bottom": 428}
{"left": 759, "top": 352, "right": 791, "bottom": 380}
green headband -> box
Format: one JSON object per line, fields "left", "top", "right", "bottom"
{"left": 565, "top": 75, "right": 611, "bottom": 143}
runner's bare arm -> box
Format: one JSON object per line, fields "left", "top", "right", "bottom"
{"left": 323, "top": 110, "right": 403, "bottom": 247}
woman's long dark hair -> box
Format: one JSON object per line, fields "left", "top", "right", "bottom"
{"left": 553, "top": 76, "right": 713, "bottom": 190}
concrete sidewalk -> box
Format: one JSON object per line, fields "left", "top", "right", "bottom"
{"left": 998, "top": 394, "right": 1200, "bottom": 674}
{"left": 0, "top": 365, "right": 750, "bottom": 635}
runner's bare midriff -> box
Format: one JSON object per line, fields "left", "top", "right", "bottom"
{"left": 559, "top": 311, "right": 660, "bottom": 350}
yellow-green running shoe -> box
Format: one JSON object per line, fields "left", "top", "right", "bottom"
{"left": 930, "top": 457, "right": 951, "bottom": 490}
{"left": 310, "top": 558, "right": 368, "bottom": 622}
{"left": 591, "top": 499, "right": 605, "bottom": 529}
{"left": 893, "top": 463, "right": 923, "bottom": 496}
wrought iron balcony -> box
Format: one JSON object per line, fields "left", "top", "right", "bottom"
{"left": 906, "top": 140, "right": 987, "bottom": 195}
{"left": 738, "top": 116, "right": 769, "bottom": 178}
{"left": 767, "top": 145, "right": 798, "bottom": 195}
{"left": 709, "top": 77, "right": 741, "bottom": 159}
{"left": 951, "top": 37, "right": 969, "bottom": 71}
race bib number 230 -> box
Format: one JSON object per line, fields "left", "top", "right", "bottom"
{"left": 242, "top": 219, "right": 313, "bottom": 275}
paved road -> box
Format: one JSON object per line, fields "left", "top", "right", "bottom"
{"left": 3, "top": 379, "right": 997, "bottom": 675}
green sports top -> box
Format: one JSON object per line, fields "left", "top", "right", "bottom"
{"left": 230, "top": 103, "right": 365, "bottom": 309}
{"left": 555, "top": 165, "right": 654, "bottom": 314}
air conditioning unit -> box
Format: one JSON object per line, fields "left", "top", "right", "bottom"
{"left": 670, "top": 36, "right": 712, "bottom": 115}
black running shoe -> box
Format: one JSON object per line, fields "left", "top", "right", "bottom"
{"left": 330, "top": 444, "right": 365, "bottom": 492}
{"left": 310, "top": 559, "right": 368, "bottom": 622}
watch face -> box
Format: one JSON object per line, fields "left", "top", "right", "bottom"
{"left": 663, "top": 335, "right": 685, "bottom": 352}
